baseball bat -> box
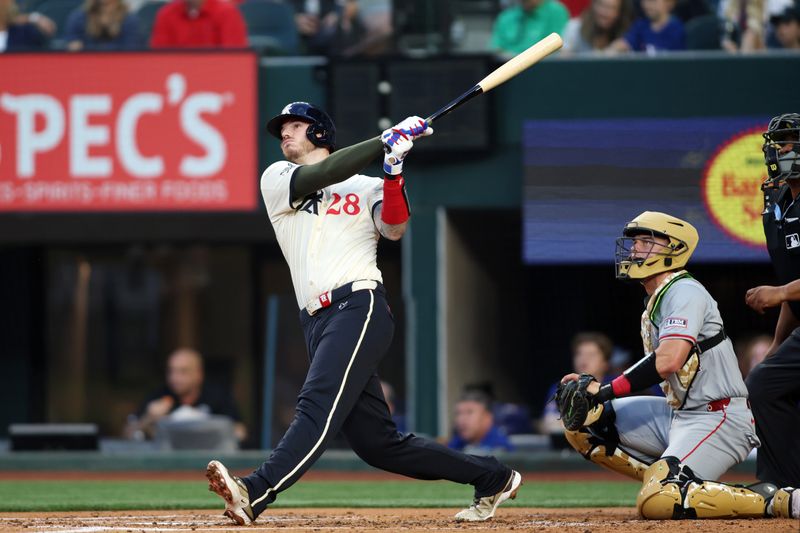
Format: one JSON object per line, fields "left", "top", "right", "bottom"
{"left": 426, "top": 32, "right": 563, "bottom": 124}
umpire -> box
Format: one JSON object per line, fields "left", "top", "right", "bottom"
{"left": 745, "top": 112, "right": 800, "bottom": 488}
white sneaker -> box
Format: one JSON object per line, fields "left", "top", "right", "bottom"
{"left": 770, "top": 487, "right": 799, "bottom": 519}
{"left": 206, "top": 460, "right": 255, "bottom": 525}
{"left": 454, "top": 470, "right": 522, "bottom": 522}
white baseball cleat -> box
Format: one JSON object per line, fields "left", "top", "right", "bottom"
{"left": 770, "top": 487, "right": 799, "bottom": 519}
{"left": 206, "top": 460, "right": 255, "bottom": 525}
{"left": 454, "top": 470, "right": 522, "bottom": 522}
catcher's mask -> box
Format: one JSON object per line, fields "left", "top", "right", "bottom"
{"left": 615, "top": 211, "right": 698, "bottom": 281}
{"left": 762, "top": 113, "right": 800, "bottom": 190}
{"left": 266, "top": 101, "right": 336, "bottom": 152}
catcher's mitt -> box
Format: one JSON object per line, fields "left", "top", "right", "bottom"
{"left": 555, "top": 373, "right": 598, "bottom": 431}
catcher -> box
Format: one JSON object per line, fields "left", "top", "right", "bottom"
{"left": 556, "top": 211, "right": 799, "bottom": 520}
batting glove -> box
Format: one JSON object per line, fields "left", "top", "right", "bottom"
{"left": 382, "top": 129, "right": 414, "bottom": 175}
{"left": 390, "top": 116, "right": 433, "bottom": 141}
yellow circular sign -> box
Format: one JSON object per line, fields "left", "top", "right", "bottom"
{"left": 702, "top": 128, "right": 768, "bottom": 248}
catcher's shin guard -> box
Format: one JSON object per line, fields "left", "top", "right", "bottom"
{"left": 637, "top": 457, "right": 771, "bottom": 519}
{"left": 685, "top": 481, "right": 771, "bottom": 519}
{"left": 564, "top": 401, "right": 649, "bottom": 481}
{"left": 768, "top": 487, "right": 797, "bottom": 518}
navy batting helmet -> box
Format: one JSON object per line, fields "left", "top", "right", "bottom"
{"left": 266, "top": 102, "right": 336, "bottom": 152}
{"left": 762, "top": 113, "right": 800, "bottom": 189}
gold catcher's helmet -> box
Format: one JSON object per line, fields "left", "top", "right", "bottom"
{"left": 615, "top": 211, "right": 699, "bottom": 280}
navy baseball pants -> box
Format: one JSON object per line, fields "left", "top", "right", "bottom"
{"left": 746, "top": 328, "right": 800, "bottom": 487}
{"left": 241, "top": 284, "right": 511, "bottom": 517}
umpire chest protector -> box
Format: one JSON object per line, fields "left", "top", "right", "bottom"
{"left": 764, "top": 184, "right": 800, "bottom": 320}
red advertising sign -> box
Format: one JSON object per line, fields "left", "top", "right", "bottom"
{"left": 0, "top": 52, "right": 257, "bottom": 211}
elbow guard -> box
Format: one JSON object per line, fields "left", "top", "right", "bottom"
{"left": 381, "top": 175, "right": 410, "bottom": 225}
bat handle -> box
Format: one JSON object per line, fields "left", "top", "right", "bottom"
{"left": 426, "top": 85, "right": 483, "bottom": 125}
{"left": 382, "top": 85, "right": 481, "bottom": 153}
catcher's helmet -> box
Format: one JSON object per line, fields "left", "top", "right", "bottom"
{"left": 615, "top": 211, "right": 699, "bottom": 281}
{"left": 266, "top": 102, "right": 336, "bottom": 152}
{"left": 762, "top": 113, "right": 800, "bottom": 189}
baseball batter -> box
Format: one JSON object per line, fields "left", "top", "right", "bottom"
{"left": 204, "top": 102, "right": 521, "bottom": 525}
{"left": 557, "top": 211, "right": 799, "bottom": 520}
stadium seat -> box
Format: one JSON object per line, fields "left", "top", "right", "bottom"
{"left": 685, "top": 14, "right": 724, "bottom": 50}
{"left": 135, "top": 1, "right": 167, "bottom": 45}
{"left": 34, "top": 0, "right": 83, "bottom": 47}
{"left": 238, "top": 0, "right": 299, "bottom": 55}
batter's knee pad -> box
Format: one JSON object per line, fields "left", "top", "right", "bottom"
{"left": 564, "top": 401, "right": 649, "bottom": 482}
{"left": 637, "top": 457, "right": 771, "bottom": 519}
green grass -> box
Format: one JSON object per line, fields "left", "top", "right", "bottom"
{"left": 0, "top": 480, "right": 640, "bottom": 512}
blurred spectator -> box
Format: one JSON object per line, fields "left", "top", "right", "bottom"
{"left": 490, "top": 0, "right": 570, "bottom": 55}
{"left": 540, "top": 331, "right": 614, "bottom": 435}
{"left": 349, "top": 0, "right": 391, "bottom": 55}
{"left": 492, "top": 402, "right": 533, "bottom": 435}
{"left": 736, "top": 334, "right": 772, "bottom": 379}
{"left": 380, "top": 379, "right": 407, "bottom": 433}
{"left": 448, "top": 388, "right": 513, "bottom": 453}
{"left": 769, "top": 5, "right": 800, "bottom": 48}
{"left": 124, "top": 348, "right": 247, "bottom": 442}
{"left": 563, "top": 0, "right": 634, "bottom": 52}
{"left": 290, "top": 0, "right": 379, "bottom": 56}
{"left": 0, "top": 0, "right": 56, "bottom": 51}
{"left": 150, "top": 0, "right": 247, "bottom": 48}
{"left": 609, "top": 344, "right": 633, "bottom": 376}
{"left": 611, "top": 0, "right": 685, "bottom": 52}
{"left": 721, "top": 0, "right": 766, "bottom": 51}
{"left": 64, "top": 0, "right": 141, "bottom": 51}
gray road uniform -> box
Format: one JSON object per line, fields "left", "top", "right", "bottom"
{"left": 612, "top": 274, "right": 758, "bottom": 480}
{"left": 565, "top": 211, "right": 797, "bottom": 520}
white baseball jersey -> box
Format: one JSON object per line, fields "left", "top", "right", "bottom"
{"left": 261, "top": 160, "right": 384, "bottom": 310}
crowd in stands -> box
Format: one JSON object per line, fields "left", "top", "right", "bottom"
{"left": 108, "top": 328, "right": 778, "bottom": 455}
{"left": 0, "top": 0, "right": 391, "bottom": 53}
{"left": 2, "top": 0, "right": 798, "bottom": 54}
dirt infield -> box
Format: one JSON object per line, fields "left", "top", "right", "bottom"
{"left": 2, "top": 471, "right": 790, "bottom": 532}
{"left": 0, "top": 508, "right": 797, "bottom": 533}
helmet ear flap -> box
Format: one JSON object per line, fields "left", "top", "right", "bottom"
{"left": 305, "top": 121, "right": 335, "bottom": 151}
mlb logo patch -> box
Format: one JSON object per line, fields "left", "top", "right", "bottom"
{"left": 664, "top": 317, "right": 688, "bottom": 329}
{"left": 786, "top": 233, "right": 800, "bottom": 250}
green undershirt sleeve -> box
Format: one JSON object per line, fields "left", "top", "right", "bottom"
{"left": 292, "top": 138, "right": 384, "bottom": 200}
